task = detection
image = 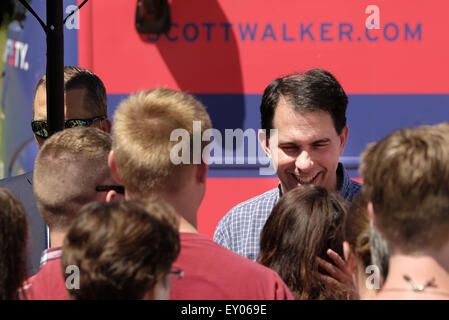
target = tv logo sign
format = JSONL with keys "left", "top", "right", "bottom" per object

{"left": 3, "top": 39, "right": 29, "bottom": 71}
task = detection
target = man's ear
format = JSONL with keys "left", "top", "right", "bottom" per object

{"left": 108, "top": 150, "right": 122, "bottom": 185}
{"left": 338, "top": 125, "right": 349, "bottom": 156}
{"left": 102, "top": 118, "right": 112, "bottom": 134}
{"left": 258, "top": 129, "right": 272, "bottom": 159}
{"left": 343, "top": 241, "right": 356, "bottom": 273}
{"left": 196, "top": 162, "right": 208, "bottom": 184}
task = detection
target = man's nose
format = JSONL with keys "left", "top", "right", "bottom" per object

{"left": 295, "top": 150, "right": 314, "bottom": 171}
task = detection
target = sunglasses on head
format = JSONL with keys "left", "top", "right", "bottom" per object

{"left": 31, "top": 116, "right": 105, "bottom": 139}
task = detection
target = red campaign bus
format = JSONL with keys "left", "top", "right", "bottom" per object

{"left": 2, "top": 0, "right": 449, "bottom": 239}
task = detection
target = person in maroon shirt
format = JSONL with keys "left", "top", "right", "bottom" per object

{"left": 21, "top": 127, "right": 118, "bottom": 300}
{"left": 109, "top": 88, "right": 294, "bottom": 299}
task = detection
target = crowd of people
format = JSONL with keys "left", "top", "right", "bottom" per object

{"left": 0, "top": 66, "right": 448, "bottom": 300}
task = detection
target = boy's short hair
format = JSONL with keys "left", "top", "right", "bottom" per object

{"left": 112, "top": 88, "right": 212, "bottom": 197}
{"left": 33, "top": 127, "right": 112, "bottom": 231}
{"left": 62, "top": 200, "right": 180, "bottom": 300}
{"left": 360, "top": 123, "right": 449, "bottom": 253}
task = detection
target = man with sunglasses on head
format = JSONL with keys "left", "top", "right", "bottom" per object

{"left": 0, "top": 66, "right": 112, "bottom": 277}
{"left": 31, "top": 66, "right": 111, "bottom": 147}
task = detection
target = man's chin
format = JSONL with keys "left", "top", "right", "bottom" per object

{"left": 282, "top": 174, "right": 326, "bottom": 193}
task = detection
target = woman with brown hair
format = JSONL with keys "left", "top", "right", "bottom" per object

{"left": 258, "top": 185, "right": 353, "bottom": 300}
{"left": 0, "top": 187, "right": 29, "bottom": 299}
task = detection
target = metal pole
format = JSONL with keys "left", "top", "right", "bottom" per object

{"left": 46, "top": 0, "right": 64, "bottom": 137}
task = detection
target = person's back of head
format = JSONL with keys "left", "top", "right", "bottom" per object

{"left": 33, "top": 127, "right": 114, "bottom": 235}
{"left": 111, "top": 88, "right": 212, "bottom": 198}
{"left": 0, "top": 188, "right": 29, "bottom": 299}
{"left": 110, "top": 88, "right": 212, "bottom": 230}
{"left": 258, "top": 185, "right": 350, "bottom": 299}
{"left": 360, "top": 122, "right": 449, "bottom": 253}
{"left": 62, "top": 200, "right": 180, "bottom": 300}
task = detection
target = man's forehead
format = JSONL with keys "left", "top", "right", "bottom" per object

{"left": 33, "top": 87, "right": 92, "bottom": 119}
{"left": 273, "top": 101, "right": 335, "bottom": 128}
{"left": 273, "top": 103, "right": 338, "bottom": 142}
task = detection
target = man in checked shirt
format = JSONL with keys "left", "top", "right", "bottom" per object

{"left": 214, "top": 69, "right": 362, "bottom": 261}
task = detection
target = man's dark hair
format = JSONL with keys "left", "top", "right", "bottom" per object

{"left": 34, "top": 66, "right": 107, "bottom": 116}
{"left": 260, "top": 69, "right": 348, "bottom": 135}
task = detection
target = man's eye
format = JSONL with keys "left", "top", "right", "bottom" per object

{"left": 282, "top": 146, "right": 298, "bottom": 150}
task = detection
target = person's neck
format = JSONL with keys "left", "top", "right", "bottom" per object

{"left": 127, "top": 187, "right": 200, "bottom": 233}
{"left": 49, "top": 230, "right": 66, "bottom": 248}
{"left": 378, "top": 245, "right": 449, "bottom": 299}
{"left": 161, "top": 192, "right": 199, "bottom": 232}
{"left": 178, "top": 216, "right": 198, "bottom": 233}
{"left": 356, "top": 266, "right": 379, "bottom": 300}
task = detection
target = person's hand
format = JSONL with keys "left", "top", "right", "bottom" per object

{"left": 314, "top": 249, "right": 359, "bottom": 299}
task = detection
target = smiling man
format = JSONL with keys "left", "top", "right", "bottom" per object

{"left": 214, "top": 69, "right": 362, "bottom": 261}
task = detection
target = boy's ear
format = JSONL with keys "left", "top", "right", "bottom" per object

{"left": 105, "top": 190, "right": 125, "bottom": 203}
{"left": 108, "top": 150, "right": 122, "bottom": 185}
{"left": 338, "top": 125, "right": 349, "bottom": 156}
{"left": 196, "top": 162, "right": 208, "bottom": 184}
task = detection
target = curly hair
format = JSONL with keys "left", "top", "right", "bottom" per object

{"left": 0, "top": 187, "right": 29, "bottom": 299}
{"left": 62, "top": 200, "right": 180, "bottom": 300}
{"left": 258, "top": 185, "right": 351, "bottom": 300}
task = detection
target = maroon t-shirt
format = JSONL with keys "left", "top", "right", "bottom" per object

{"left": 22, "top": 258, "right": 69, "bottom": 300}
{"left": 170, "top": 232, "right": 294, "bottom": 300}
